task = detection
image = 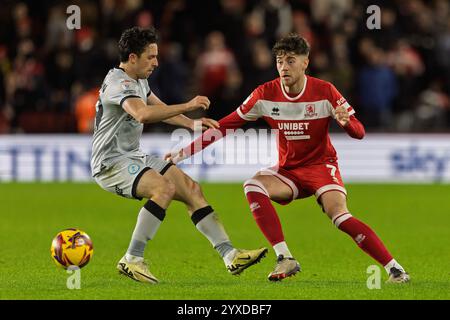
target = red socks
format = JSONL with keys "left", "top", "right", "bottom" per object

{"left": 244, "top": 178, "right": 393, "bottom": 268}
{"left": 333, "top": 213, "right": 393, "bottom": 266}
{"left": 244, "top": 179, "right": 284, "bottom": 246}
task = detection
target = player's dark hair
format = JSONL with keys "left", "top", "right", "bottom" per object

{"left": 272, "top": 33, "right": 310, "bottom": 57}
{"left": 118, "top": 26, "right": 158, "bottom": 62}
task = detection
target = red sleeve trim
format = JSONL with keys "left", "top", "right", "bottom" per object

{"left": 341, "top": 115, "right": 365, "bottom": 139}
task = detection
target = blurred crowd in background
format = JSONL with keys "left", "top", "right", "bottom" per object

{"left": 0, "top": 0, "right": 449, "bottom": 134}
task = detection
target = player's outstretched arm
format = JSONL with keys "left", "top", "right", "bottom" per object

{"left": 162, "top": 114, "right": 220, "bottom": 130}
{"left": 123, "top": 95, "right": 210, "bottom": 124}
{"left": 166, "top": 110, "right": 247, "bottom": 163}
{"left": 335, "top": 106, "right": 365, "bottom": 139}
{"left": 147, "top": 92, "right": 219, "bottom": 130}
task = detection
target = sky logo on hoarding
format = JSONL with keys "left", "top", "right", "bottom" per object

{"left": 391, "top": 146, "right": 450, "bottom": 182}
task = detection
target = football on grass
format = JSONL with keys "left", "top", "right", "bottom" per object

{"left": 51, "top": 228, "right": 93, "bottom": 269}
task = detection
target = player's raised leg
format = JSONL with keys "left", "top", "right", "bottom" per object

{"left": 118, "top": 169, "right": 176, "bottom": 284}
{"left": 244, "top": 173, "right": 300, "bottom": 281}
{"left": 320, "top": 190, "right": 409, "bottom": 283}
{"left": 163, "top": 165, "right": 268, "bottom": 275}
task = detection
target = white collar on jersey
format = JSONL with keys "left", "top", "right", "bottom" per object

{"left": 280, "top": 75, "right": 307, "bottom": 101}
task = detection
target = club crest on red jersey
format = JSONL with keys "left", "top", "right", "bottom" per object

{"left": 304, "top": 104, "right": 317, "bottom": 118}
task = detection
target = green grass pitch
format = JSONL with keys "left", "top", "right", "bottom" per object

{"left": 1, "top": 183, "right": 449, "bottom": 300}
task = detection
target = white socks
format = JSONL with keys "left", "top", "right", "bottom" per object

{"left": 126, "top": 201, "right": 166, "bottom": 259}
{"left": 193, "top": 210, "right": 230, "bottom": 248}
{"left": 223, "top": 248, "right": 238, "bottom": 266}
{"left": 125, "top": 253, "right": 144, "bottom": 263}
{"left": 384, "top": 259, "right": 405, "bottom": 275}
{"left": 273, "top": 241, "right": 293, "bottom": 258}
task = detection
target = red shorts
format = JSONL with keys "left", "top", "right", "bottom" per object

{"left": 260, "top": 162, "right": 347, "bottom": 205}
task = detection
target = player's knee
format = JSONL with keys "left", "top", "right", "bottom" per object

{"left": 191, "top": 180, "right": 202, "bottom": 195}
{"left": 165, "top": 181, "right": 177, "bottom": 199}
{"left": 154, "top": 179, "right": 176, "bottom": 201}
{"left": 188, "top": 179, "right": 205, "bottom": 202}
{"left": 243, "top": 178, "right": 255, "bottom": 188}
{"left": 320, "top": 191, "right": 348, "bottom": 218}
{"left": 323, "top": 202, "right": 348, "bottom": 218}
{"left": 243, "top": 178, "right": 269, "bottom": 196}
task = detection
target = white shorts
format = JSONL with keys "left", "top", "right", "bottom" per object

{"left": 94, "top": 155, "right": 173, "bottom": 200}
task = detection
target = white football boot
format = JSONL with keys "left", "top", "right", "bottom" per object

{"left": 386, "top": 267, "right": 410, "bottom": 283}
{"left": 117, "top": 256, "right": 159, "bottom": 284}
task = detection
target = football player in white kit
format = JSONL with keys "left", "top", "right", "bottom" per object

{"left": 91, "top": 27, "right": 267, "bottom": 284}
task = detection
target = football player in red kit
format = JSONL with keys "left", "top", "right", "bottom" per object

{"left": 168, "top": 34, "right": 409, "bottom": 283}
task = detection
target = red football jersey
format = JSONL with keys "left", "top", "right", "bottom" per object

{"left": 183, "top": 75, "right": 364, "bottom": 168}
{"left": 237, "top": 75, "right": 355, "bottom": 168}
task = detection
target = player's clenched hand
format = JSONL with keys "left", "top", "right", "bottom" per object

{"left": 185, "top": 95, "right": 210, "bottom": 111}
{"left": 335, "top": 106, "right": 350, "bottom": 127}
{"left": 190, "top": 117, "right": 220, "bottom": 131}
{"left": 164, "top": 149, "right": 187, "bottom": 164}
